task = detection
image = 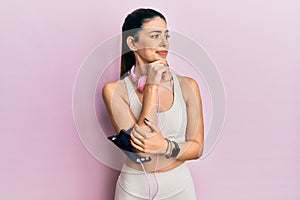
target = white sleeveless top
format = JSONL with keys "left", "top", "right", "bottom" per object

{"left": 124, "top": 71, "right": 187, "bottom": 142}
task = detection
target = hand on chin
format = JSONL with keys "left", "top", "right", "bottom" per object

{"left": 161, "top": 70, "right": 172, "bottom": 82}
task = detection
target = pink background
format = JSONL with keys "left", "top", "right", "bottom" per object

{"left": 1, "top": 0, "right": 299, "bottom": 199}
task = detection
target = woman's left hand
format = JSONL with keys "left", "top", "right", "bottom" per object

{"left": 130, "top": 119, "right": 168, "bottom": 154}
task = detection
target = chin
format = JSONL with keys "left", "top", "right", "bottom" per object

{"left": 141, "top": 54, "right": 166, "bottom": 63}
{"left": 153, "top": 55, "right": 167, "bottom": 61}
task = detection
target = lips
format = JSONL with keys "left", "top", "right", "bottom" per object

{"left": 155, "top": 50, "right": 168, "bottom": 55}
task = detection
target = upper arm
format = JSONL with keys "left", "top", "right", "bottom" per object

{"left": 181, "top": 76, "right": 204, "bottom": 147}
{"left": 102, "top": 82, "right": 137, "bottom": 133}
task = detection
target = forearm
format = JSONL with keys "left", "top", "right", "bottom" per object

{"left": 137, "top": 84, "right": 159, "bottom": 127}
{"left": 169, "top": 140, "right": 204, "bottom": 161}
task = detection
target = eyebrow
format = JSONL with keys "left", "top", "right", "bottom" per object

{"left": 148, "top": 30, "right": 169, "bottom": 34}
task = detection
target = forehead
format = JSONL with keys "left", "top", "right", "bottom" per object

{"left": 141, "top": 17, "right": 168, "bottom": 32}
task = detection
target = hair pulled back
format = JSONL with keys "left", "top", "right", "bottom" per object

{"left": 120, "top": 8, "right": 167, "bottom": 78}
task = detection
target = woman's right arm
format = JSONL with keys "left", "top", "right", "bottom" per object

{"left": 102, "top": 81, "right": 136, "bottom": 133}
{"left": 102, "top": 79, "right": 168, "bottom": 155}
{"left": 136, "top": 60, "right": 169, "bottom": 128}
{"left": 102, "top": 61, "right": 169, "bottom": 156}
{"left": 102, "top": 60, "right": 168, "bottom": 133}
{"left": 102, "top": 80, "right": 163, "bottom": 135}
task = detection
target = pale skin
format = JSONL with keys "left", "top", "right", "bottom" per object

{"left": 102, "top": 17, "right": 204, "bottom": 172}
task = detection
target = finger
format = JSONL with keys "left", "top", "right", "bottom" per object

{"left": 131, "top": 130, "right": 145, "bottom": 143}
{"left": 158, "top": 59, "right": 168, "bottom": 66}
{"left": 150, "top": 61, "right": 168, "bottom": 69}
{"left": 156, "top": 66, "right": 169, "bottom": 74}
{"left": 143, "top": 118, "right": 159, "bottom": 132}
{"left": 149, "top": 64, "right": 166, "bottom": 72}
{"left": 148, "top": 65, "right": 168, "bottom": 78}
{"left": 153, "top": 59, "right": 169, "bottom": 66}
{"left": 162, "top": 71, "right": 172, "bottom": 82}
{"left": 151, "top": 62, "right": 168, "bottom": 69}
{"left": 131, "top": 133, "right": 144, "bottom": 147}
{"left": 162, "top": 68, "right": 171, "bottom": 76}
{"left": 130, "top": 139, "right": 145, "bottom": 153}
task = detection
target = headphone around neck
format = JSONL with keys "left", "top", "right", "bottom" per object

{"left": 129, "top": 65, "right": 147, "bottom": 92}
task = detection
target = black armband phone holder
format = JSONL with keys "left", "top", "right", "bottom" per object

{"left": 107, "top": 129, "right": 152, "bottom": 164}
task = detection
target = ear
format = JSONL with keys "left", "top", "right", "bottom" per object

{"left": 126, "top": 36, "right": 138, "bottom": 51}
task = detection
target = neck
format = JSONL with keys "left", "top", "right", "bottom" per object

{"left": 134, "top": 58, "right": 148, "bottom": 77}
{"left": 134, "top": 65, "right": 147, "bottom": 77}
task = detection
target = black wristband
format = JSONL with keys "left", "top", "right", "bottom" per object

{"left": 165, "top": 141, "right": 180, "bottom": 158}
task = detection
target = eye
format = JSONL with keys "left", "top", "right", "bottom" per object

{"left": 151, "top": 34, "right": 159, "bottom": 39}
{"left": 165, "top": 35, "right": 171, "bottom": 39}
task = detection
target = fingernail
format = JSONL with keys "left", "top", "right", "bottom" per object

{"left": 144, "top": 118, "right": 149, "bottom": 122}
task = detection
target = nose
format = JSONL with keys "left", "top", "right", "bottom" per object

{"left": 160, "top": 35, "right": 169, "bottom": 48}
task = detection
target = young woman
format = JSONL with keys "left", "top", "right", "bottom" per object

{"left": 102, "top": 8, "right": 204, "bottom": 200}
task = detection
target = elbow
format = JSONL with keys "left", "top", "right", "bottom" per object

{"left": 195, "top": 143, "right": 204, "bottom": 159}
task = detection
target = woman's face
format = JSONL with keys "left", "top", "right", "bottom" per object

{"left": 133, "top": 17, "right": 170, "bottom": 64}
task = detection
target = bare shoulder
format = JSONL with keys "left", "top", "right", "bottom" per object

{"left": 177, "top": 75, "right": 199, "bottom": 87}
{"left": 102, "top": 79, "right": 127, "bottom": 102}
{"left": 176, "top": 75, "right": 201, "bottom": 102}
